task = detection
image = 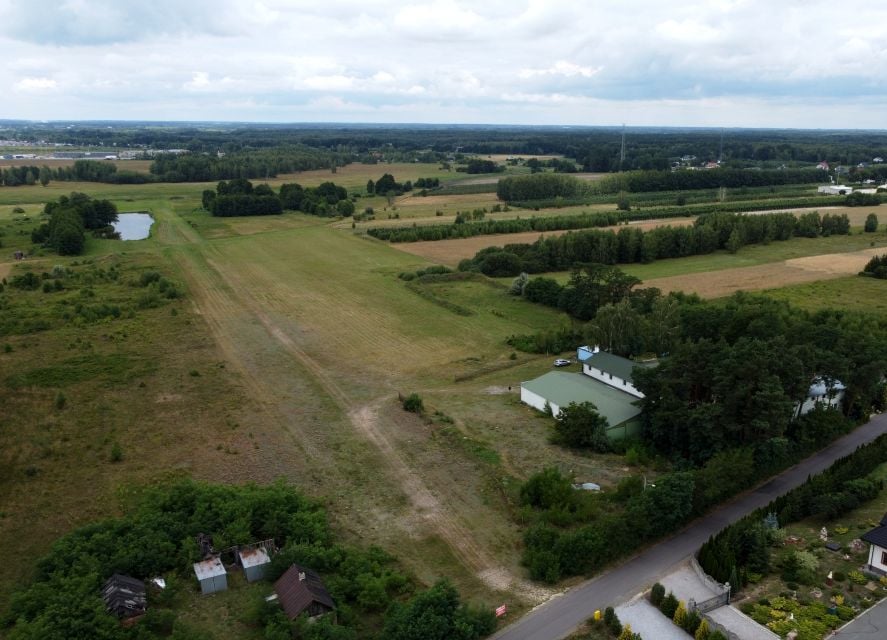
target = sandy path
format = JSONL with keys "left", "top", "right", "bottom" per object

{"left": 645, "top": 247, "right": 882, "bottom": 298}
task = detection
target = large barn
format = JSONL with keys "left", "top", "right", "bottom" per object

{"left": 520, "top": 347, "right": 654, "bottom": 439}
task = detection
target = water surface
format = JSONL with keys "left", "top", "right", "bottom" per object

{"left": 112, "top": 212, "right": 154, "bottom": 240}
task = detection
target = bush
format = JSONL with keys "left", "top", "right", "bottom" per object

{"left": 650, "top": 582, "right": 665, "bottom": 607}
{"left": 660, "top": 591, "right": 679, "bottom": 618}
{"left": 110, "top": 442, "right": 123, "bottom": 462}
{"left": 402, "top": 393, "right": 424, "bottom": 414}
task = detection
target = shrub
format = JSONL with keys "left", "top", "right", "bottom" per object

{"left": 650, "top": 582, "right": 666, "bottom": 607}
{"left": 660, "top": 591, "right": 679, "bottom": 618}
{"left": 832, "top": 571, "right": 845, "bottom": 582}
{"left": 54, "top": 392, "right": 66, "bottom": 410}
{"left": 848, "top": 570, "right": 868, "bottom": 585}
{"left": 402, "top": 393, "right": 424, "bottom": 414}
{"left": 110, "top": 442, "right": 123, "bottom": 462}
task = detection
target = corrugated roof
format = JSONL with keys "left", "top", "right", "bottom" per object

{"left": 193, "top": 557, "right": 226, "bottom": 581}
{"left": 582, "top": 351, "right": 656, "bottom": 383}
{"left": 275, "top": 564, "right": 335, "bottom": 620}
{"left": 239, "top": 548, "right": 270, "bottom": 569}
{"left": 522, "top": 371, "right": 642, "bottom": 427}
{"left": 862, "top": 525, "right": 887, "bottom": 549}
{"left": 102, "top": 574, "right": 147, "bottom": 618}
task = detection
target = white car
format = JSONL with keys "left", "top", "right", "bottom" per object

{"left": 553, "top": 359, "right": 571, "bottom": 367}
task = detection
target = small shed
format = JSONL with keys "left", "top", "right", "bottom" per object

{"left": 239, "top": 547, "right": 271, "bottom": 583}
{"left": 102, "top": 574, "right": 147, "bottom": 619}
{"left": 193, "top": 556, "right": 227, "bottom": 595}
{"left": 274, "top": 564, "right": 335, "bottom": 620}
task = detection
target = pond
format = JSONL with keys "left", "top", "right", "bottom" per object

{"left": 112, "top": 212, "right": 154, "bottom": 240}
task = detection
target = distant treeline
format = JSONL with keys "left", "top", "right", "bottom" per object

{"left": 30, "top": 192, "right": 119, "bottom": 255}
{"left": 497, "top": 168, "right": 826, "bottom": 202}
{"left": 367, "top": 212, "right": 628, "bottom": 242}
{"left": 10, "top": 123, "right": 887, "bottom": 172}
{"left": 202, "top": 178, "right": 355, "bottom": 217}
{"left": 459, "top": 211, "right": 850, "bottom": 277}
{"left": 150, "top": 146, "right": 350, "bottom": 182}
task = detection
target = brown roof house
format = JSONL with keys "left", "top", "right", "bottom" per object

{"left": 274, "top": 564, "right": 335, "bottom": 620}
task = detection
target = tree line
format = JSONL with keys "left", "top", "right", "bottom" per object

{"left": 30, "top": 192, "right": 119, "bottom": 255}
{"left": 2, "top": 480, "right": 495, "bottom": 640}
{"left": 497, "top": 168, "right": 826, "bottom": 202}
{"left": 862, "top": 253, "right": 887, "bottom": 279}
{"left": 460, "top": 211, "right": 850, "bottom": 277}
{"left": 368, "top": 211, "right": 627, "bottom": 242}
{"left": 202, "top": 178, "right": 356, "bottom": 217}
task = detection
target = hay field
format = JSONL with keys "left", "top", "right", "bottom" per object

{"left": 643, "top": 246, "right": 884, "bottom": 298}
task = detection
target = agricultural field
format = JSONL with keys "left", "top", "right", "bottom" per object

{"left": 0, "top": 158, "right": 153, "bottom": 173}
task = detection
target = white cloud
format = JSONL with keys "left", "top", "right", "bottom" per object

{"left": 13, "top": 76, "right": 57, "bottom": 92}
{"left": 184, "top": 72, "right": 211, "bottom": 91}
{"left": 1, "top": 1, "right": 887, "bottom": 126}
{"left": 655, "top": 19, "right": 721, "bottom": 43}
{"left": 519, "top": 61, "right": 601, "bottom": 79}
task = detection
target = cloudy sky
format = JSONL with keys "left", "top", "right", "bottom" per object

{"left": 2, "top": 0, "right": 887, "bottom": 128}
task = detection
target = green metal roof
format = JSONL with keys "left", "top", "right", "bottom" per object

{"left": 522, "top": 371, "right": 642, "bottom": 427}
{"left": 583, "top": 351, "right": 656, "bottom": 383}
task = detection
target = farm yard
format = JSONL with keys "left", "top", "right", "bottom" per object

{"left": 2, "top": 152, "right": 887, "bottom": 639}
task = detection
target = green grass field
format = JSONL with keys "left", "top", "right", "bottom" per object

{"left": 762, "top": 276, "right": 887, "bottom": 317}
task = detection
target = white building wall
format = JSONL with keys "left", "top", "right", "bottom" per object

{"left": 869, "top": 544, "right": 887, "bottom": 574}
{"left": 582, "top": 364, "right": 645, "bottom": 398}
{"left": 797, "top": 391, "right": 845, "bottom": 417}
{"left": 520, "top": 386, "right": 560, "bottom": 416}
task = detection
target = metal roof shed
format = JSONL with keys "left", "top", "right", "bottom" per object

{"left": 239, "top": 547, "right": 271, "bottom": 583}
{"left": 193, "top": 556, "right": 227, "bottom": 595}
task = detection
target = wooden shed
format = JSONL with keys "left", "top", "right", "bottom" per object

{"left": 274, "top": 564, "right": 335, "bottom": 620}
{"left": 102, "top": 574, "right": 147, "bottom": 619}
{"left": 193, "top": 556, "right": 227, "bottom": 595}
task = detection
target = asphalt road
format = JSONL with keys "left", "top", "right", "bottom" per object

{"left": 492, "top": 412, "right": 887, "bottom": 640}
{"left": 833, "top": 596, "right": 887, "bottom": 638}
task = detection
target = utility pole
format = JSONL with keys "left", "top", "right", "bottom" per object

{"left": 620, "top": 124, "right": 626, "bottom": 172}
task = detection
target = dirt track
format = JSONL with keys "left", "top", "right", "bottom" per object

{"left": 161, "top": 208, "right": 546, "bottom": 603}
{"left": 645, "top": 246, "right": 882, "bottom": 298}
